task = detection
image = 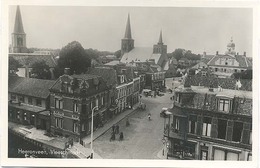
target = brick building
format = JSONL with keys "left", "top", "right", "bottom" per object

{"left": 8, "top": 76, "right": 55, "bottom": 131}
{"left": 49, "top": 69, "right": 110, "bottom": 141}
{"left": 164, "top": 75, "right": 252, "bottom": 160}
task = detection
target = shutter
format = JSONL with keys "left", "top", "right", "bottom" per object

{"left": 197, "top": 115, "right": 203, "bottom": 136}
{"left": 226, "top": 120, "right": 233, "bottom": 141}
{"left": 241, "top": 123, "right": 250, "bottom": 144}
{"left": 211, "top": 117, "right": 218, "bottom": 138}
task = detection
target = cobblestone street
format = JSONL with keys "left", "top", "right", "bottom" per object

{"left": 93, "top": 86, "right": 174, "bottom": 159}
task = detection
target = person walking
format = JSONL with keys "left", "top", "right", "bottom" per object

{"left": 119, "top": 132, "right": 124, "bottom": 141}
{"left": 116, "top": 125, "right": 119, "bottom": 134}
{"left": 112, "top": 125, "right": 115, "bottom": 133}
{"left": 148, "top": 113, "right": 151, "bottom": 121}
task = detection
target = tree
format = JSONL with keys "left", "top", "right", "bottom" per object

{"left": 56, "top": 41, "right": 91, "bottom": 77}
{"left": 31, "top": 61, "right": 51, "bottom": 79}
{"left": 232, "top": 69, "right": 252, "bottom": 80}
{"left": 172, "top": 48, "right": 185, "bottom": 61}
{"left": 9, "top": 57, "right": 21, "bottom": 75}
{"left": 114, "top": 50, "right": 121, "bottom": 58}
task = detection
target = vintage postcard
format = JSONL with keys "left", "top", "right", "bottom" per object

{"left": 1, "top": 0, "right": 259, "bottom": 167}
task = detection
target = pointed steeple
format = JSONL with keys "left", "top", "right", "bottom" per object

{"left": 124, "top": 14, "right": 132, "bottom": 39}
{"left": 13, "top": 6, "right": 25, "bottom": 34}
{"left": 158, "top": 30, "right": 163, "bottom": 44}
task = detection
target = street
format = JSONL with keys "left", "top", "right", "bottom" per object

{"left": 93, "top": 79, "right": 175, "bottom": 159}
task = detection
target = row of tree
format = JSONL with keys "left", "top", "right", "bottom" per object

{"left": 167, "top": 48, "right": 201, "bottom": 61}
{"left": 9, "top": 41, "right": 117, "bottom": 79}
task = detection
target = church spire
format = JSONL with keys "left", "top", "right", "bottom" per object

{"left": 124, "top": 14, "right": 132, "bottom": 39}
{"left": 13, "top": 6, "right": 25, "bottom": 34}
{"left": 158, "top": 30, "right": 163, "bottom": 44}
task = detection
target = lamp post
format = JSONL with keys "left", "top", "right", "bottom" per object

{"left": 90, "top": 106, "right": 98, "bottom": 159}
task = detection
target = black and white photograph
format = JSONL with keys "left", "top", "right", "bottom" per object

{"left": 1, "top": 1, "right": 259, "bottom": 167}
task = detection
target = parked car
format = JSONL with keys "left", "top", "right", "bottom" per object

{"left": 160, "top": 108, "right": 168, "bottom": 117}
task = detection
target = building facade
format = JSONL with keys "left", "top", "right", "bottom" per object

{"left": 164, "top": 75, "right": 252, "bottom": 161}
{"left": 49, "top": 70, "right": 110, "bottom": 141}
{"left": 8, "top": 76, "right": 55, "bottom": 131}
{"left": 207, "top": 38, "right": 252, "bottom": 78}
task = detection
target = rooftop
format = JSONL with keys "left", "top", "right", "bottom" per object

{"left": 9, "top": 54, "right": 57, "bottom": 68}
{"left": 9, "top": 76, "right": 55, "bottom": 98}
{"left": 121, "top": 47, "right": 161, "bottom": 64}
{"left": 176, "top": 86, "right": 252, "bottom": 99}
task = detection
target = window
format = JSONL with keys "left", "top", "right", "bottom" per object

{"left": 55, "top": 117, "right": 63, "bottom": 128}
{"left": 36, "top": 99, "right": 42, "bottom": 107}
{"left": 101, "top": 96, "right": 104, "bottom": 106}
{"left": 24, "top": 113, "right": 27, "bottom": 121}
{"left": 174, "top": 117, "right": 180, "bottom": 131}
{"left": 232, "top": 122, "right": 243, "bottom": 142}
{"left": 28, "top": 97, "right": 33, "bottom": 105}
{"left": 218, "top": 119, "right": 227, "bottom": 139}
{"left": 55, "top": 98, "right": 63, "bottom": 109}
{"left": 202, "top": 117, "right": 212, "bottom": 137}
{"left": 19, "top": 96, "right": 24, "bottom": 103}
{"left": 81, "top": 123, "right": 85, "bottom": 131}
{"left": 11, "top": 94, "right": 16, "bottom": 100}
{"left": 215, "top": 68, "right": 218, "bottom": 72}
{"left": 120, "top": 76, "right": 124, "bottom": 83}
{"left": 175, "top": 93, "right": 180, "bottom": 103}
{"left": 188, "top": 115, "right": 197, "bottom": 134}
{"left": 17, "top": 111, "right": 20, "bottom": 119}
{"left": 96, "top": 98, "right": 99, "bottom": 108}
{"left": 214, "top": 148, "right": 239, "bottom": 160}
{"left": 73, "top": 102, "right": 79, "bottom": 112}
{"left": 73, "top": 122, "right": 79, "bottom": 133}
{"left": 249, "top": 131, "right": 252, "bottom": 145}
{"left": 218, "top": 99, "right": 230, "bottom": 112}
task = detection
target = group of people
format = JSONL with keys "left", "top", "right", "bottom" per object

{"left": 110, "top": 124, "right": 124, "bottom": 141}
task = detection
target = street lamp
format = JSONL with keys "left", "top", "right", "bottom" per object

{"left": 90, "top": 106, "right": 98, "bottom": 159}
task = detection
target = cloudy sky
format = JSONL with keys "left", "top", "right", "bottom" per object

{"left": 9, "top": 6, "right": 253, "bottom": 56}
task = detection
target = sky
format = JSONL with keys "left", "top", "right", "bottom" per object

{"left": 9, "top": 6, "right": 253, "bottom": 56}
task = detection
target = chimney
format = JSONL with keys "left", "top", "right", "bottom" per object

{"left": 216, "top": 51, "right": 218, "bottom": 55}
{"left": 244, "top": 52, "right": 246, "bottom": 57}
{"left": 64, "top": 68, "right": 71, "bottom": 75}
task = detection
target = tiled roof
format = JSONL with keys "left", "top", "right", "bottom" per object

{"left": 50, "top": 74, "right": 108, "bottom": 96}
{"left": 184, "top": 74, "right": 252, "bottom": 91}
{"left": 120, "top": 47, "right": 161, "bottom": 64}
{"left": 9, "top": 54, "right": 57, "bottom": 68}
{"left": 207, "top": 54, "right": 251, "bottom": 68}
{"left": 9, "top": 76, "right": 55, "bottom": 98}
{"left": 88, "top": 67, "right": 118, "bottom": 87}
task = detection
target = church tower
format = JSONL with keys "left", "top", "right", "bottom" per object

{"left": 153, "top": 30, "right": 167, "bottom": 55}
{"left": 11, "top": 6, "right": 28, "bottom": 53}
{"left": 225, "top": 37, "right": 236, "bottom": 56}
{"left": 121, "top": 14, "right": 134, "bottom": 56}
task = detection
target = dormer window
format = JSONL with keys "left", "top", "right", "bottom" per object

{"left": 120, "top": 75, "right": 124, "bottom": 83}
{"left": 218, "top": 99, "right": 230, "bottom": 112}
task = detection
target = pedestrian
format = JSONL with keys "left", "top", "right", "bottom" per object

{"left": 126, "top": 118, "right": 130, "bottom": 127}
{"left": 119, "top": 132, "right": 124, "bottom": 141}
{"left": 112, "top": 124, "right": 115, "bottom": 133}
{"left": 116, "top": 125, "right": 119, "bottom": 134}
{"left": 110, "top": 132, "right": 115, "bottom": 141}
{"left": 148, "top": 113, "right": 151, "bottom": 121}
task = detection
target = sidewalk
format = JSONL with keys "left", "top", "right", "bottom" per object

{"left": 81, "top": 104, "right": 139, "bottom": 145}
{"left": 8, "top": 122, "right": 67, "bottom": 150}
{"left": 68, "top": 142, "right": 102, "bottom": 159}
